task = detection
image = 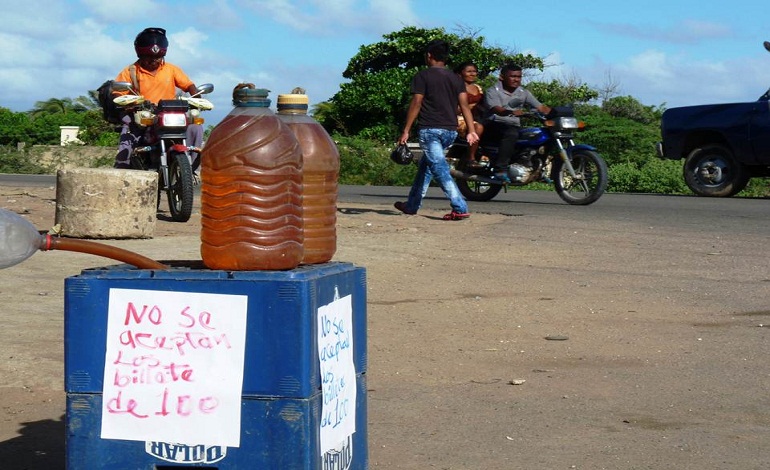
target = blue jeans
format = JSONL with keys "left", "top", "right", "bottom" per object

{"left": 404, "top": 128, "right": 468, "bottom": 214}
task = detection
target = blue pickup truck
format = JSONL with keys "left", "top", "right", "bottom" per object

{"left": 656, "top": 89, "right": 770, "bottom": 196}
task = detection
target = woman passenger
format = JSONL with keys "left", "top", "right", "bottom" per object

{"left": 455, "top": 62, "right": 485, "bottom": 164}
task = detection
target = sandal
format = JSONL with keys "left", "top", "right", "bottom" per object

{"left": 442, "top": 211, "right": 470, "bottom": 221}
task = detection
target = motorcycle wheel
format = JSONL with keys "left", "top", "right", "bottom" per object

{"left": 552, "top": 149, "right": 608, "bottom": 205}
{"left": 456, "top": 178, "right": 503, "bottom": 202}
{"left": 166, "top": 151, "right": 194, "bottom": 222}
{"left": 683, "top": 145, "right": 749, "bottom": 197}
{"left": 129, "top": 155, "right": 149, "bottom": 171}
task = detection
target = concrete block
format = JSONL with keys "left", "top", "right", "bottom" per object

{"left": 55, "top": 168, "right": 158, "bottom": 239}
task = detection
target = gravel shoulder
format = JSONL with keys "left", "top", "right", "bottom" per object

{"left": 1, "top": 183, "right": 769, "bottom": 469}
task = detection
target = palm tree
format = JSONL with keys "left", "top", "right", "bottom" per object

{"left": 84, "top": 90, "right": 100, "bottom": 109}
{"left": 28, "top": 97, "right": 92, "bottom": 119}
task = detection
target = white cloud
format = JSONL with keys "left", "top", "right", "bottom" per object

{"left": 679, "top": 19, "right": 732, "bottom": 39}
{"left": 557, "top": 48, "right": 769, "bottom": 109}
{"left": 2, "top": 0, "right": 67, "bottom": 37}
{"left": 248, "top": 0, "right": 308, "bottom": 31}
{"left": 80, "top": 0, "right": 165, "bottom": 22}
{"left": 0, "top": 69, "right": 45, "bottom": 98}
{"left": 0, "top": 33, "right": 55, "bottom": 67}
{"left": 244, "top": 0, "right": 417, "bottom": 35}
{"left": 590, "top": 18, "right": 733, "bottom": 44}
{"left": 624, "top": 50, "right": 678, "bottom": 83}
{"left": 56, "top": 19, "right": 128, "bottom": 69}
{"left": 369, "top": 0, "right": 419, "bottom": 31}
{"left": 193, "top": 0, "right": 245, "bottom": 29}
{"left": 170, "top": 27, "right": 209, "bottom": 59}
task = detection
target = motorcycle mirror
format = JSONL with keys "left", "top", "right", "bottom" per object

{"left": 193, "top": 83, "right": 214, "bottom": 97}
{"left": 111, "top": 81, "right": 134, "bottom": 92}
{"left": 764, "top": 41, "right": 770, "bottom": 52}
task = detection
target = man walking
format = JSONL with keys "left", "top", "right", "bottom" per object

{"left": 394, "top": 39, "right": 479, "bottom": 221}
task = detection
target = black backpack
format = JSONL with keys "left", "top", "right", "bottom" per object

{"left": 97, "top": 65, "right": 139, "bottom": 124}
{"left": 97, "top": 80, "right": 121, "bottom": 124}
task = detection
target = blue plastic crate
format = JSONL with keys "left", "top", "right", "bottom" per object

{"left": 64, "top": 262, "right": 367, "bottom": 398}
{"left": 66, "top": 374, "right": 368, "bottom": 469}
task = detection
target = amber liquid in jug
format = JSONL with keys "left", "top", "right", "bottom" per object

{"left": 200, "top": 87, "right": 303, "bottom": 270}
{"left": 277, "top": 93, "right": 339, "bottom": 264}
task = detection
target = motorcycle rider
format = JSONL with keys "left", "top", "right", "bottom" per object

{"left": 113, "top": 27, "right": 203, "bottom": 172}
{"left": 483, "top": 63, "right": 551, "bottom": 182}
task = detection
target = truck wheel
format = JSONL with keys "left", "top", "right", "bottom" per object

{"left": 683, "top": 145, "right": 749, "bottom": 197}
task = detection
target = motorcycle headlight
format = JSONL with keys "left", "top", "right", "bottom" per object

{"left": 557, "top": 117, "right": 580, "bottom": 129}
{"left": 161, "top": 113, "right": 187, "bottom": 127}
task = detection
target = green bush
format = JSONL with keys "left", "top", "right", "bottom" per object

{"left": 0, "top": 146, "right": 46, "bottom": 174}
{"left": 575, "top": 105, "right": 660, "bottom": 168}
{"left": 608, "top": 159, "right": 689, "bottom": 194}
{"left": 90, "top": 154, "right": 116, "bottom": 168}
{"left": 336, "top": 134, "right": 415, "bottom": 186}
{"left": 636, "top": 159, "right": 690, "bottom": 194}
{"left": 738, "top": 178, "right": 770, "bottom": 198}
{"left": 76, "top": 111, "right": 119, "bottom": 146}
{"left": 606, "top": 162, "right": 640, "bottom": 193}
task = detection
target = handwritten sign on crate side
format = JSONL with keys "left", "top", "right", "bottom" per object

{"left": 317, "top": 291, "right": 356, "bottom": 453}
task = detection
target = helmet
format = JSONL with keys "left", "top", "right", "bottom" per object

{"left": 134, "top": 27, "right": 168, "bottom": 58}
{"left": 390, "top": 143, "right": 414, "bottom": 165}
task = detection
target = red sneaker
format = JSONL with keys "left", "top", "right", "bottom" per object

{"left": 442, "top": 211, "right": 470, "bottom": 221}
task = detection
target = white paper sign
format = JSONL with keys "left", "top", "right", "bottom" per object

{"left": 318, "top": 292, "right": 356, "bottom": 453}
{"left": 100, "top": 288, "right": 248, "bottom": 447}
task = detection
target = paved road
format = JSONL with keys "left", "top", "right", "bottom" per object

{"left": 2, "top": 173, "right": 767, "bottom": 236}
{"left": 353, "top": 185, "right": 770, "bottom": 238}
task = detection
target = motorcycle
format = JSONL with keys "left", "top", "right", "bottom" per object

{"left": 444, "top": 106, "right": 608, "bottom": 205}
{"left": 111, "top": 82, "right": 215, "bottom": 222}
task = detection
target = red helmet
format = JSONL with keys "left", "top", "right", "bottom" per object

{"left": 134, "top": 27, "right": 168, "bottom": 58}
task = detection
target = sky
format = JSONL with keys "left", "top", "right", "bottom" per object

{"left": 2, "top": 0, "right": 769, "bottom": 127}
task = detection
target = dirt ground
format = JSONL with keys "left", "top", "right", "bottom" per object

{"left": 1, "top": 183, "right": 769, "bottom": 469}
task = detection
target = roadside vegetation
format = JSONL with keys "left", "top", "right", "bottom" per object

{"left": 1, "top": 26, "right": 768, "bottom": 197}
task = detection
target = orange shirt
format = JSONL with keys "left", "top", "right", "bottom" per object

{"left": 115, "top": 62, "right": 194, "bottom": 104}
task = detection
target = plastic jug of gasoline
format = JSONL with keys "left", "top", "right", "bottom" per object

{"left": 200, "top": 85, "right": 303, "bottom": 270}
{"left": 277, "top": 91, "right": 340, "bottom": 264}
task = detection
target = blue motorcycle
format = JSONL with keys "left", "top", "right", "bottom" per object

{"left": 446, "top": 106, "right": 608, "bottom": 205}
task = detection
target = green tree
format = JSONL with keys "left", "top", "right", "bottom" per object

{"left": 77, "top": 109, "right": 119, "bottom": 146}
{"left": 323, "top": 26, "right": 546, "bottom": 141}
{"left": 526, "top": 79, "right": 599, "bottom": 107}
{"left": 0, "top": 107, "right": 33, "bottom": 146}
{"left": 28, "top": 112, "right": 90, "bottom": 145}
{"left": 601, "top": 95, "right": 664, "bottom": 125}
{"left": 311, "top": 101, "right": 347, "bottom": 135}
